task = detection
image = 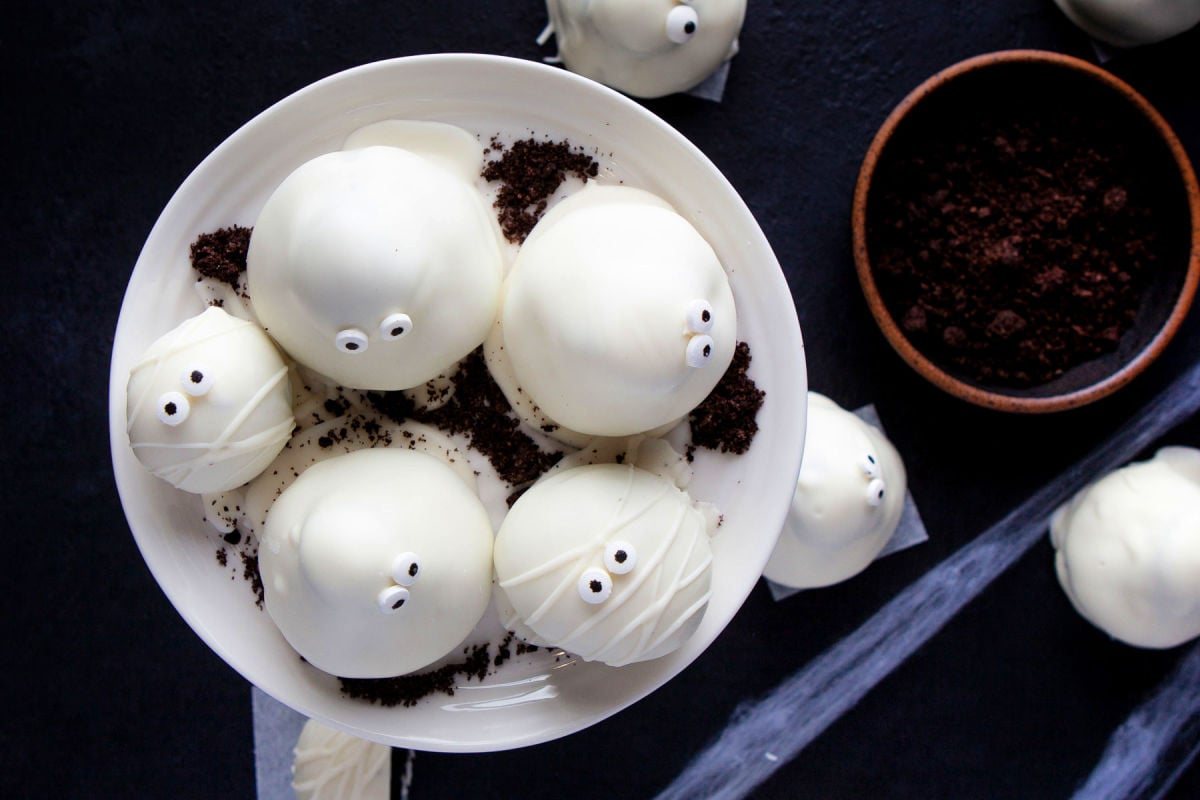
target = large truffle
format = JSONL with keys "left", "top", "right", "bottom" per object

{"left": 259, "top": 448, "right": 494, "bottom": 678}
{"left": 490, "top": 185, "right": 736, "bottom": 439}
{"left": 247, "top": 127, "right": 502, "bottom": 391}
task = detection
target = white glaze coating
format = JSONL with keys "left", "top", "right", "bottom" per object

{"left": 247, "top": 134, "right": 502, "bottom": 391}
{"left": 259, "top": 448, "right": 494, "bottom": 677}
{"left": 292, "top": 719, "right": 390, "bottom": 800}
{"left": 126, "top": 306, "right": 294, "bottom": 494}
{"left": 545, "top": 0, "right": 747, "bottom": 98}
{"left": 495, "top": 184, "right": 736, "bottom": 437}
{"left": 1050, "top": 446, "right": 1200, "bottom": 649}
{"left": 762, "top": 393, "right": 906, "bottom": 589}
{"left": 494, "top": 463, "right": 714, "bottom": 666}
{"left": 1053, "top": 0, "right": 1200, "bottom": 47}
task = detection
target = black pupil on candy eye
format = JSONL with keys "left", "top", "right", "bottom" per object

{"left": 345, "top": 342, "right": 359, "bottom": 351}
{"left": 392, "top": 597, "right": 406, "bottom": 609}
{"left": 614, "top": 550, "right": 627, "bottom": 564}
{"left": 589, "top": 579, "right": 603, "bottom": 593}
{"left": 391, "top": 326, "right": 405, "bottom": 336}
{"left": 408, "top": 563, "right": 418, "bottom": 577}
{"left": 868, "top": 455, "right": 876, "bottom": 464}
{"left": 701, "top": 309, "right": 711, "bottom": 323}
{"left": 703, "top": 344, "right": 712, "bottom": 357}
{"left": 164, "top": 402, "right": 177, "bottom": 415}
{"left": 684, "top": 21, "right": 696, "bottom": 34}
{"left": 189, "top": 370, "right": 204, "bottom": 384}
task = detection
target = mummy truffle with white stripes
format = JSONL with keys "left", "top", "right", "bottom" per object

{"left": 489, "top": 184, "right": 735, "bottom": 438}
{"left": 1050, "top": 446, "right": 1200, "bottom": 649}
{"left": 247, "top": 121, "right": 503, "bottom": 391}
{"left": 125, "top": 306, "right": 294, "bottom": 494}
{"left": 258, "top": 448, "right": 494, "bottom": 678}
{"left": 541, "top": 0, "right": 747, "bottom": 98}
{"left": 494, "top": 462, "right": 715, "bottom": 666}
{"left": 762, "top": 393, "right": 906, "bottom": 589}
{"left": 292, "top": 719, "right": 390, "bottom": 800}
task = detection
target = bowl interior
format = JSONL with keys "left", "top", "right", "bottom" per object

{"left": 109, "top": 54, "right": 806, "bottom": 751}
{"left": 857, "top": 54, "right": 1197, "bottom": 410}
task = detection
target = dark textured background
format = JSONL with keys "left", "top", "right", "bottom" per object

{"left": 4, "top": 1, "right": 1199, "bottom": 797}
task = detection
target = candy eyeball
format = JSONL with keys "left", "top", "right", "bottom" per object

{"left": 335, "top": 328, "right": 369, "bottom": 354}
{"left": 666, "top": 4, "right": 700, "bottom": 43}
{"left": 686, "top": 334, "right": 715, "bottom": 368}
{"left": 604, "top": 540, "right": 638, "bottom": 574}
{"left": 377, "top": 585, "right": 411, "bottom": 614}
{"left": 866, "top": 478, "right": 887, "bottom": 507}
{"left": 578, "top": 567, "right": 613, "bottom": 604}
{"left": 391, "top": 552, "right": 421, "bottom": 586}
{"left": 380, "top": 312, "right": 413, "bottom": 341}
{"left": 180, "top": 364, "right": 214, "bottom": 396}
{"left": 156, "top": 391, "right": 190, "bottom": 426}
{"left": 862, "top": 453, "right": 880, "bottom": 479}
{"left": 686, "top": 299, "right": 714, "bottom": 333}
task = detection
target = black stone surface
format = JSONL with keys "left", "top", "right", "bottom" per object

{"left": 4, "top": 1, "right": 1199, "bottom": 797}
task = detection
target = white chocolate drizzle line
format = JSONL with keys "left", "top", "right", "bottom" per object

{"left": 656, "top": 357, "right": 1200, "bottom": 800}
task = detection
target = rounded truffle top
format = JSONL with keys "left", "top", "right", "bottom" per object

{"left": 258, "top": 448, "right": 494, "bottom": 678}
{"left": 125, "top": 306, "right": 294, "bottom": 494}
{"left": 498, "top": 185, "right": 736, "bottom": 437}
{"left": 247, "top": 144, "right": 502, "bottom": 391}
{"left": 1051, "top": 446, "right": 1200, "bottom": 649}
{"left": 763, "top": 393, "right": 907, "bottom": 589}
{"left": 1053, "top": 0, "right": 1200, "bottom": 48}
{"left": 546, "top": 0, "right": 747, "bottom": 98}
{"left": 494, "top": 462, "right": 714, "bottom": 666}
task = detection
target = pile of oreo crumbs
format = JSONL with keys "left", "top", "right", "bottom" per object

{"left": 190, "top": 224, "right": 251, "bottom": 290}
{"left": 482, "top": 137, "right": 599, "bottom": 243}
{"left": 688, "top": 342, "right": 765, "bottom": 459}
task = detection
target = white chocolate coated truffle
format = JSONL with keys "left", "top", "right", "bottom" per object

{"left": 247, "top": 138, "right": 502, "bottom": 391}
{"left": 259, "top": 448, "right": 494, "bottom": 678}
{"left": 1053, "top": 0, "right": 1200, "bottom": 47}
{"left": 763, "top": 393, "right": 906, "bottom": 589}
{"left": 292, "top": 719, "right": 390, "bottom": 800}
{"left": 126, "top": 306, "right": 294, "bottom": 494}
{"left": 496, "top": 185, "right": 735, "bottom": 437}
{"left": 545, "top": 0, "right": 747, "bottom": 98}
{"left": 494, "top": 463, "right": 714, "bottom": 666}
{"left": 1051, "top": 447, "right": 1200, "bottom": 649}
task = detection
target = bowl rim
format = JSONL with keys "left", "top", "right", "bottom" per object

{"left": 851, "top": 49, "right": 1200, "bottom": 413}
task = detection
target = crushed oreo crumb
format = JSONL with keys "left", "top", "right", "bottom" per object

{"left": 482, "top": 138, "right": 599, "bottom": 243}
{"left": 190, "top": 225, "right": 252, "bottom": 289}
{"left": 368, "top": 348, "right": 560, "bottom": 486}
{"left": 689, "top": 342, "right": 765, "bottom": 456}
{"left": 339, "top": 642, "right": 492, "bottom": 707}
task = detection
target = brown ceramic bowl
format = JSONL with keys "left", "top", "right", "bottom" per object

{"left": 853, "top": 50, "right": 1200, "bottom": 412}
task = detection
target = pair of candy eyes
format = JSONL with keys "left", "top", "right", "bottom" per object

{"left": 666, "top": 5, "right": 700, "bottom": 44}
{"left": 156, "top": 364, "right": 215, "bottom": 426}
{"left": 377, "top": 552, "right": 421, "bottom": 614}
{"left": 861, "top": 454, "right": 887, "bottom": 507}
{"left": 335, "top": 313, "right": 413, "bottom": 354}
{"left": 685, "top": 299, "right": 716, "bottom": 369}
{"left": 578, "top": 541, "right": 639, "bottom": 604}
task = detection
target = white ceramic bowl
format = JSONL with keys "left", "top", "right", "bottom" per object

{"left": 109, "top": 54, "right": 806, "bottom": 752}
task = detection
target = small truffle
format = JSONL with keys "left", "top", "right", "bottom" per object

{"left": 1051, "top": 446, "right": 1200, "bottom": 649}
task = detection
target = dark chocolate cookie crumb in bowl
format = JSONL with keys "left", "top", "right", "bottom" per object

{"left": 853, "top": 50, "right": 1200, "bottom": 413}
